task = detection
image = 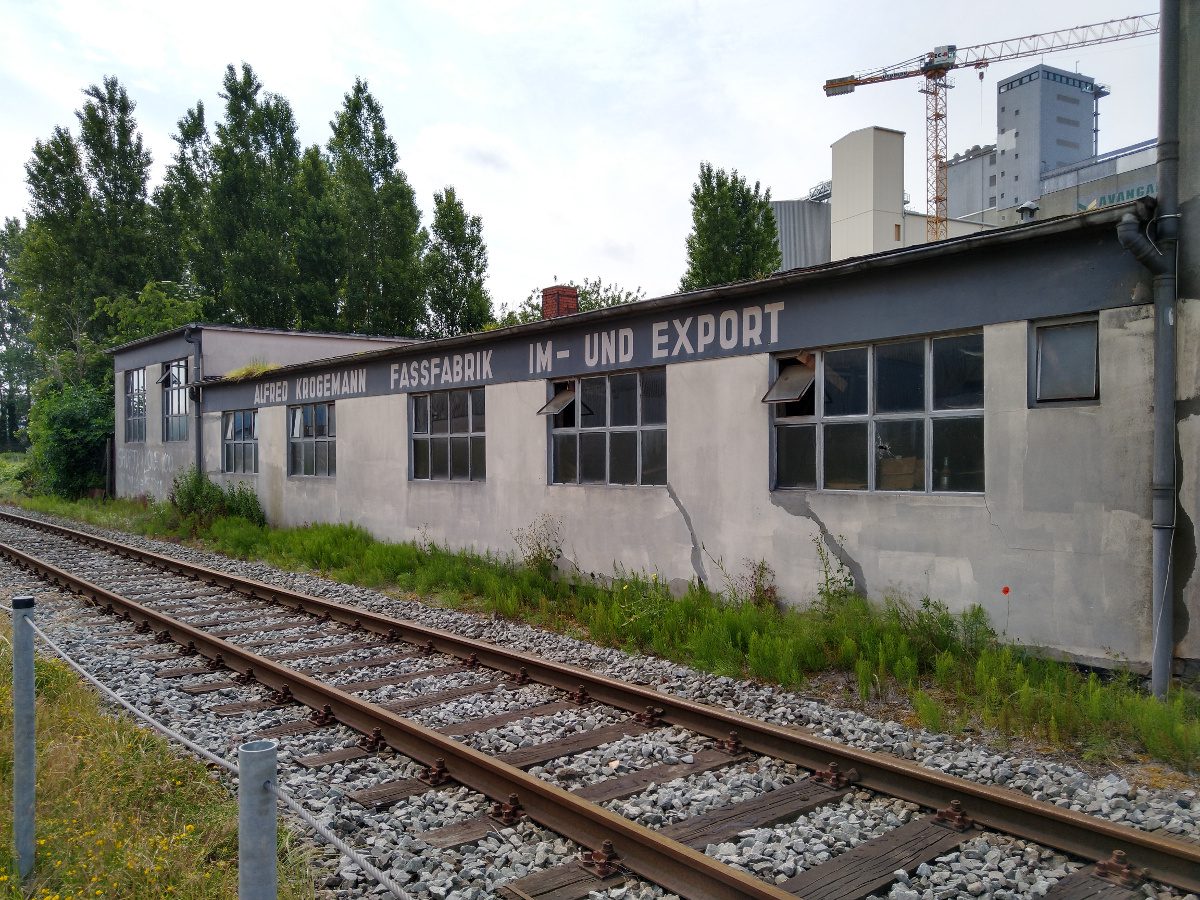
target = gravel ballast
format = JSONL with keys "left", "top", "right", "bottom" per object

{"left": 2, "top": 508, "right": 1197, "bottom": 900}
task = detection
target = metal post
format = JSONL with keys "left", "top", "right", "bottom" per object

{"left": 11, "top": 595, "right": 36, "bottom": 879}
{"left": 237, "top": 738, "right": 278, "bottom": 900}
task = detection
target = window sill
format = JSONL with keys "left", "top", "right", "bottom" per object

{"left": 773, "top": 487, "right": 986, "bottom": 502}
{"left": 286, "top": 475, "right": 336, "bottom": 481}
{"left": 1029, "top": 398, "right": 1100, "bottom": 409}
{"left": 409, "top": 479, "right": 486, "bottom": 484}
{"left": 549, "top": 482, "right": 667, "bottom": 490}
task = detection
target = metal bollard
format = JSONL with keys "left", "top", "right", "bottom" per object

{"left": 238, "top": 738, "right": 278, "bottom": 900}
{"left": 11, "top": 595, "right": 36, "bottom": 879}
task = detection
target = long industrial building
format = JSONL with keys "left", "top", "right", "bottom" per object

{"left": 112, "top": 199, "right": 1199, "bottom": 680}
{"left": 111, "top": 14, "right": 1200, "bottom": 687}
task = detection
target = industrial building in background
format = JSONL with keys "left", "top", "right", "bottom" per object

{"left": 947, "top": 64, "right": 1157, "bottom": 226}
{"left": 823, "top": 12, "right": 1158, "bottom": 239}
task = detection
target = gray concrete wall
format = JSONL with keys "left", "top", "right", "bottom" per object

{"left": 115, "top": 361, "right": 195, "bottom": 500}
{"left": 1175, "top": 2, "right": 1200, "bottom": 668}
{"left": 947, "top": 152, "right": 995, "bottom": 220}
{"left": 207, "top": 305, "right": 1192, "bottom": 669}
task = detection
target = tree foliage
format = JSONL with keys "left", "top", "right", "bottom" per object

{"left": 328, "top": 78, "right": 425, "bottom": 335}
{"left": 424, "top": 187, "right": 491, "bottom": 338}
{"left": 680, "top": 161, "right": 781, "bottom": 292}
{"left": 0, "top": 219, "right": 34, "bottom": 448}
{"left": 26, "top": 378, "right": 113, "bottom": 498}
{"left": 8, "top": 68, "right": 507, "bottom": 493}
{"left": 96, "top": 281, "right": 205, "bottom": 348}
{"left": 495, "top": 276, "right": 646, "bottom": 327}
{"left": 209, "top": 64, "right": 301, "bottom": 328}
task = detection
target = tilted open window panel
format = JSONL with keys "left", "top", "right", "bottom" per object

{"left": 767, "top": 333, "right": 984, "bottom": 493}
{"left": 544, "top": 368, "right": 666, "bottom": 486}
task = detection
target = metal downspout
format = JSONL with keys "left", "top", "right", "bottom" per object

{"left": 184, "top": 325, "right": 203, "bottom": 474}
{"left": 1116, "top": 0, "right": 1180, "bottom": 698}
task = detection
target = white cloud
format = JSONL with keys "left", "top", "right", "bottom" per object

{"left": 0, "top": 0, "right": 1160, "bottom": 305}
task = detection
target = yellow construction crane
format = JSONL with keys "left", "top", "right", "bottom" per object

{"left": 824, "top": 14, "right": 1159, "bottom": 241}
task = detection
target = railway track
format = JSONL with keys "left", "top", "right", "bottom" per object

{"left": 1, "top": 506, "right": 1197, "bottom": 900}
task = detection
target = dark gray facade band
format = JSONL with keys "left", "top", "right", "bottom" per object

{"left": 201, "top": 229, "right": 1144, "bottom": 412}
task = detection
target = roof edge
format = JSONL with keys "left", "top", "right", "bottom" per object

{"left": 108, "top": 323, "right": 418, "bottom": 355}
{"left": 203, "top": 202, "right": 1138, "bottom": 388}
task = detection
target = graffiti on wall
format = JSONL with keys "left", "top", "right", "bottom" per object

{"left": 116, "top": 445, "right": 179, "bottom": 499}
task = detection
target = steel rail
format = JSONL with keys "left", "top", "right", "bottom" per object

{"left": 2, "top": 509, "right": 1198, "bottom": 893}
{"left": 0, "top": 539, "right": 793, "bottom": 900}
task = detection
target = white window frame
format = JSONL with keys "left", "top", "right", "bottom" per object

{"left": 770, "top": 332, "right": 985, "bottom": 494}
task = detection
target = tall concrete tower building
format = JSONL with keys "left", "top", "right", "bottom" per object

{"left": 948, "top": 63, "right": 1106, "bottom": 218}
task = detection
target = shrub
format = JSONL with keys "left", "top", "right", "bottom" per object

{"left": 168, "top": 466, "right": 225, "bottom": 525}
{"left": 26, "top": 380, "right": 113, "bottom": 498}
{"left": 223, "top": 480, "right": 266, "bottom": 525}
{"left": 511, "top": 513, "right": 563, "bottom": 575}
{"left": 913, "top": 690, "right": 946, "bottom": 733}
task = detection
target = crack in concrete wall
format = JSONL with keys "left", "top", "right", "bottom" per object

{"left": 665, "top": 481, "right": 708, "bottom": 586}
{"left": 768, "top": 492, "right": 867, "bottom": 594}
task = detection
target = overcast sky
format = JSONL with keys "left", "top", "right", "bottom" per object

{"left": 0, "top": 1, "right": 1160, "bottom": 309}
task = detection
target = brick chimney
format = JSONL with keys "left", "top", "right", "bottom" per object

{"left": 541, "top": 285, "right": 579, "bottom": 319}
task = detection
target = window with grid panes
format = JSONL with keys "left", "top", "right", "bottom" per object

{"left": 161, "top": 359, "right": 189, "bottom": 442}
{"left": 410, "top": 388, "right": 485, "bottom": 481}
{"left": 222, "top": 409, "right": 259, "bottom": 474}
{"left": 288, "top": 402, "right": 336, "bottom": 477}
{"left": 767, "top": 334, "right": 984, "bottom": 493}
{"left": 543, "top": 368, "right": 666, "bottom": 486}
{"left": 123, "top": 368, "right": 146, "bottom": 442}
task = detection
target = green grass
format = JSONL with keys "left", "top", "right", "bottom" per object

{"left": 4, "top": 476, "right": 1199, "bottom": 774}
{"left": 0, "top": 620, "right": 316, "bottom": 899}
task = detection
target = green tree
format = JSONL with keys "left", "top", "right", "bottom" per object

{"left": 95, "top": 281, "right": 205, "bottom": 347}
{"left": 328, "top": 78, "right": 425, "bottom": 335}
{"left": 423, "top": 186, "right": 491, "bottom": 338}
{"left": 679, "top": 161, "right": 781, "bottom": 291}
{"left": 494, "top": 276, "right": 646, "bottom": 327}
{"left": 151, "top": 102, "right": 220, "bottom": 314}
{"left": 26, "top": 378, "right": 112, "bottom": 498}
{"left": 209, "top": 64, "right": 300, "bottom": 328}
{"left": 293, "top": 146, "right": 345, "bottom": 331}
{"left": 75, "top": 77, "right": 153, "bottom": 308}
{"left": 16, "top": 77, "right": 155, "bottom": 383}
{"left": 0, "top": 219, "right": 35, "bottom": 448}
{"left": 18, "top": 125, "right": 96, "bottom": 381}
